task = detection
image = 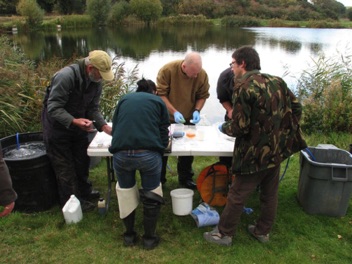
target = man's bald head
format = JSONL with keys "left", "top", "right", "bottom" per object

{"left": 182, "top": 52, "right": 202, "bottom": 78}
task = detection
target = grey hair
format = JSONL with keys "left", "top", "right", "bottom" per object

{"left": 85, "top": 57, "right": 90, "bottom": 66}
{"left": 184, "top": 52, "right": 202, "bottom": 66}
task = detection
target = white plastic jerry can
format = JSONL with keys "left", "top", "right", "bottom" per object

{"left": 97, "top": 198, "right": 106, "bottom": 216}
{"left": 62, "top": 194, "right": 83, "bottom": 224}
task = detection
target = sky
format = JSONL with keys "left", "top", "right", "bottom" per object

{"left": 310, "top": 0, "right": 352, "bottom": 6}
{"left": 338, "top": 0, "right": 352, "bottom": 6}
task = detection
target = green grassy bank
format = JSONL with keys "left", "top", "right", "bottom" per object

{"left": 1, "top": 134, "right": 352, "bottom": 263}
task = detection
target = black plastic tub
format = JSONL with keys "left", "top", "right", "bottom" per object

{"left": 1, "top": 132, "right": 58, "bottom": 212}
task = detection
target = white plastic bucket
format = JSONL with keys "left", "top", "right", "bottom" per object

{"left": 170, "top": 188, "right": 194, "bottom": 216}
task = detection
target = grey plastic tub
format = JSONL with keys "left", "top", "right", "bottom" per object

{"left": 298, "top": 146, "right": 352, "bottom": 217}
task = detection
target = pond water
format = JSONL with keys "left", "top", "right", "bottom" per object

{"left": 10, "top": 26, "right": 352, "bottom": 124}
{"left": 3, "top": 142, "right": 46, "bottom": 159}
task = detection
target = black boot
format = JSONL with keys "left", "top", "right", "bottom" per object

{"left": 177, "top": 156, "right": 196, "bottom": 189}
{"left": 140, "top": 190, "right": 164, "bottom": 250}
{"left": 161, "top": 156, "right": 168, "bottom": 184}
{"left": 122, "top": 210, "right": 137, "bottom": 246}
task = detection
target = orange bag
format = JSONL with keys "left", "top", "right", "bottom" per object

{"left": 196, "top": 163, "right": 232, "bottom": 207}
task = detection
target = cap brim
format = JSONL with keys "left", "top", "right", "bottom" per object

{"left": 99, "top": 70, "right": 114, "bottom": 81}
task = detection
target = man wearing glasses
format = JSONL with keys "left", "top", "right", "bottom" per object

{"left": 42, "top": 50, "right": 114, "bottom": 211}
{"left": 204, "top": 46, "right": 307, "bottom": 246}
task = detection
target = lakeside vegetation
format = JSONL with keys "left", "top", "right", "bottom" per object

{"left": 1, "top": 0, "right": 352, "bottom": 33}
{"left": 1, "top": 14, "right": 352, "bottom": 34}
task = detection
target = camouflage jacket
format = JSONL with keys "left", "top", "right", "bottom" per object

{"left": 222, "top": 70, "right": 307, "bottom": 175}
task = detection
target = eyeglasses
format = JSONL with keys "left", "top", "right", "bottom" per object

{"left": 229, "top": 61, "right": 237, "bottom": 67}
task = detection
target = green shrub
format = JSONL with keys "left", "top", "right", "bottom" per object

{"left": 86, "top": 0, "right": 111, "bottom": 27}
{"left": 60, "top": 15, "right": 90, "bottom": 28}
{"left": 297, "top": 49, "right": 352, "bottom": 134}
{"left": 16, "top": 0, "right": 44, "bottom": 31}
{"left": 177, "top": 0, "right": 216, "bottom": 18}
{"left": 54, "top": 0, "right": 85, "bottom": 14}
{"left": 108, "top": 0, "right": 131, "bottom": 25}
{"left": 33, "top": 15, "right": 92, "bottom": 30}
{"left": 158, "top": 14, "right": 211, "bottom": 26}
{"left": 221, "top": 15, "right": 261, "bottom": 27}
{"left": 306, "top": 19, "right": 344, "bottom": 28}
{"left": 60, "top": 15, "right": 92, "bottom": 29}
{"left": 130, "top": 0, "right": 163, "bottom": 25}
{"left": 348, "top": 8, "right": 352, "bottom": 21}
{"left": 0, "top": 35, "right": 39, "bottom": 137}
{"left": 267, "top": 19, "right": 295, "bottom": 27}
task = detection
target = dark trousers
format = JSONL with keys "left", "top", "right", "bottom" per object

{"left": 219, "top": 165, "right": 280, "bottom": 237}
{"left": 45, "top": 135, "right": 91, "bottom": 206}
{"left": 219, "top": 115, "right": 233, "bottom": 168}
{"left": 161, "top": 156, "right": 194, "bottom": 184}
{"left": 0, "top": 156, "right": 17, "bottom": 206}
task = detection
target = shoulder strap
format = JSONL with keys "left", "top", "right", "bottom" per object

{"left": 43, "top": 65, "right": 78, "bottom": 106}
{"left": 68, "top": 64, "right": 79, "bottom": 85}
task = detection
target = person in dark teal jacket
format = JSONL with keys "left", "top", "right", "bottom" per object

{"left": 109, "top": 78, "right": 170, "bottom": 250}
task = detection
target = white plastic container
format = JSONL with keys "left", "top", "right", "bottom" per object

{"left": 97, "top": 198, "right": 106, "bottom": 216}
{"left": 173, "top": 124, "right": 184, "bottom": 133}
{"left": 62, "top": 195, "right": 83, "bottom": 224}
{"left": 170, "top": 188, "right": 194, "bottom": 216}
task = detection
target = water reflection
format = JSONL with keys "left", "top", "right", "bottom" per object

{"left": 11, "top": 26, "right": 350, "bottom": 65}
{"left": 11, "top": 25, "right": 259, "bottom": 62}
{"left": 9, "top": 25, "right": 352, "bottom": 124}
{"left": 110, "top": 26, "right": 163, "bottom": 58}
{"left": 256, "top": 38, "right": 303, "bottom": 54}
{"left": 13, "top": 31, "right": 46, "bottom": 60}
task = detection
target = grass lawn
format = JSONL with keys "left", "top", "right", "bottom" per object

{"left": 1, "top": 139, "right": 352, "bottom": 263}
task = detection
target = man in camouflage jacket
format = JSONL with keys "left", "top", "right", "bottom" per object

{"left": 204, "top": 46, "right": 307, "bottom": 246}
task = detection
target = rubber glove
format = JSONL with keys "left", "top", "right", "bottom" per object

{"left": 173, "top": 111, "right": 185, "bottom": 124}
{"left": 243, "top": 207, "right": 253, "bottom": 215}
{"left": 191, "top": 110, "right": 200, "bottom": 124}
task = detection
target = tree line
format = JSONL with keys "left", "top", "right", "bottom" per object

{"left": 2, "top": 0, "right": 352, "bottom": 24}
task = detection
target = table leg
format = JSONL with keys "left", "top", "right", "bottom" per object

{"left": 106, "top": 156, "right": 116, "bottom": 213}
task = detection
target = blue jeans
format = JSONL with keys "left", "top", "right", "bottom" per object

{"left": 113, "top": 150, "right": 162, "bottom": 191}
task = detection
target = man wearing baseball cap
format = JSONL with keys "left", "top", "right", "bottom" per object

{"left": 88, "top": 50, "right": 114, "bottom": 81}
{"left": 42, "top": 50, "right": 114, "bottom": 211}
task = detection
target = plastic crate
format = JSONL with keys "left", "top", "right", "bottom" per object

{"left": 298, "top": 146, "right": 352, "bottom": 217}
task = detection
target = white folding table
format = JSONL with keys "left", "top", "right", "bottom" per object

{"left": 87, "top": 124, "right": 235, "bottom": 213}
